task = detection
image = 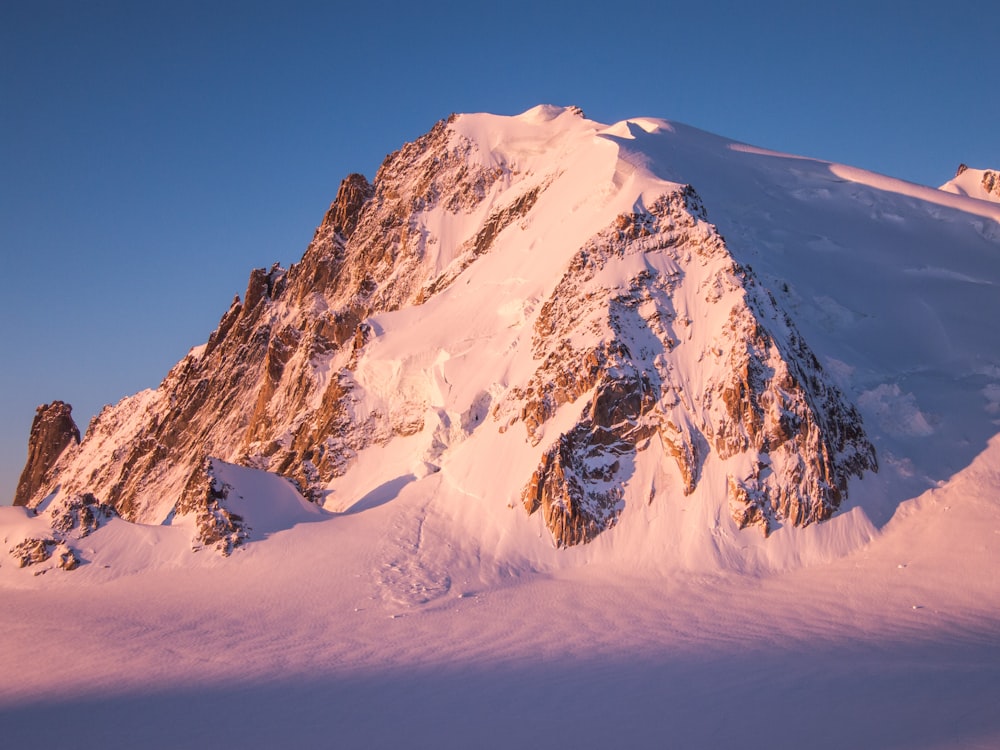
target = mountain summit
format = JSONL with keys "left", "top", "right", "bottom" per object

{"left": 940, "top": 164, "right": 1000, "bottom": 203}
{"left": 9, "top": 106, "right": 1000, "bottom": 572}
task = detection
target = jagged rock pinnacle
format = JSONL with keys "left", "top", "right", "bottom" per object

{"left": 322, "top": 173, "right": 374, "bottom": 240}
{"left": 13, "top": 401, "right": 80, "bottom": 506}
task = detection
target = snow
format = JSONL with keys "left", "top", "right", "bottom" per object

{"left": 206, "top": 459, "right": 327, "bottom": 536}
{"left": 2, "top": 105, "right": 999, "bottom": 748}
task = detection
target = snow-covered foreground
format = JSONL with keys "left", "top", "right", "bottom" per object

{"left": 2, "top": 437, "right": 999, "bottom": 748}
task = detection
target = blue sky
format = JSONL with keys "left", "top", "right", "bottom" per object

{"left": 2, "top": 0, "right": 997, "bottom": 502}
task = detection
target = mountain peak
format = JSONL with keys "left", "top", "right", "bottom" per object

{"left": 514, "top": 103, "right": 585, "bottom": 122}
{"left": 13, "top": 401, "right": 79, "bottom": 508}
{"left": 940, "top": 164, "right": 1000, "bottom": 203}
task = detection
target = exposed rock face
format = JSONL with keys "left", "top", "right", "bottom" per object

{"left": 503, "top": 187, "right": 877, "bottom": 543}
{"left": 320, "top": 173, "right": 374, "bottom": 240}
{"left": 12, "top": 114, "right": 521, "bottom": 534}
{"left": 48, "top": 492, "right": 116, "bottom": 538}
{"left": 522, "top": 420, "right": 634, "bottom": 547}
{"left": 9, "top": 539, "right": 80, "bottom": 572}
{"left": 175, "top": 459, "right": 247, "bottom": 556}
{"left": 983, "top": 170, "right": 1000, "bottom": 199}
{"left": 10, "top": 540, "right": 80, "bottom": 571}
{"left": 9, "top": 537, "right": 58, "bottom": 568}
{"left": 13, "top": 401, "right": 80, "bottom": 506}
{"left": 945, "top": 164, "right": 1000, "bottom": 202}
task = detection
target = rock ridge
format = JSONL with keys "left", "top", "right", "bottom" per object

{"left": 12, "top": 114, "right": 528, "bottom": 540}
{"left": 13, "top": 401, "right": 79, "bottom": 507}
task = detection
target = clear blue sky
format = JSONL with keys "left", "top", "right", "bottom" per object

{"left": 2, "top": 0, "right": 997, "bottom": 503}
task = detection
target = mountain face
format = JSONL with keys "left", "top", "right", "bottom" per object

{"left": 508, "top": 187, "right": 875, "bottom": 544}
{"left": 12, "top": 105, "right": 1000, "bottom": 568}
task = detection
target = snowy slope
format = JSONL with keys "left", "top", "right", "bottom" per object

{"left": 2, "top": 106, "right": 999, "bottom": 749}
{"left": 0, "top": 431, "right": 997, "bottom": 749}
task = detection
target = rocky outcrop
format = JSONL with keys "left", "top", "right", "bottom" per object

{"left": 175, "top": 459, "right": 247, "bottom": 556}
{"left": 947, "top": 164, "right": 1000, "bottom": 201}
{"left": 983, "top": 170, "right": 1000, "bottom": 199}
{"left": 47, "top": 492, "right": 117, "bottom": 538}
{"left": 711, "top": 289, "right": 878, "bottom": 534}
{"left": 522, "top": 384, "right": 648, "bottom": 546}
{"left": 9, "top": 538, "right": 78, "bottom": 571}
{"left": 13, "top": 401, "right": 79, "bottom": 506}
{"left": 320, "top": 173, "right": 375, "bottom": 240}
{"left": 6, "top": 493, "right": 116, "bottom": 572}
{"left": 523, "top": 429, "right": 624, "bottom": 548}
{"left": 12, "top": 114, "right": 526, "bottom": 528}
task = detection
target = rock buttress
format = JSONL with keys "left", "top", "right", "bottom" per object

{"left": 13, "top": 401, "right": 80, "bottom": 506}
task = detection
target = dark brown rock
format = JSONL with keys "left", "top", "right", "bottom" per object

{"left": 56, "top": 545, "right": 80, "bottom": 571}
{"left": 523, "top": 428, "right": 625, "bottom": 547}
{"left": 9, "top": 538, "right": 56, "bottom": 567}
{"left": 13, "top": 401, "right": 80, "bottom": 506}
{"left": 176, "top": 459, "right": 247, "bottom": 556}
{"left": 48, "top": 493, "right": 116, "bottom": 537}
{"left": 8, "top": 538, "right": 81, "bottom": 571}
{"left": 983, "top": 170, "right": 1000, "bottom": 198}
{"left": 727, "top": 474, "right": 772, "bottom": 536}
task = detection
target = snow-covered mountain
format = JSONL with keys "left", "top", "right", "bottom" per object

{"left": 8, "top": 104, "right": 1000, "bottom": 574}
{"left": 4, "top": 105, "right": 1000, "bottom": 750}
